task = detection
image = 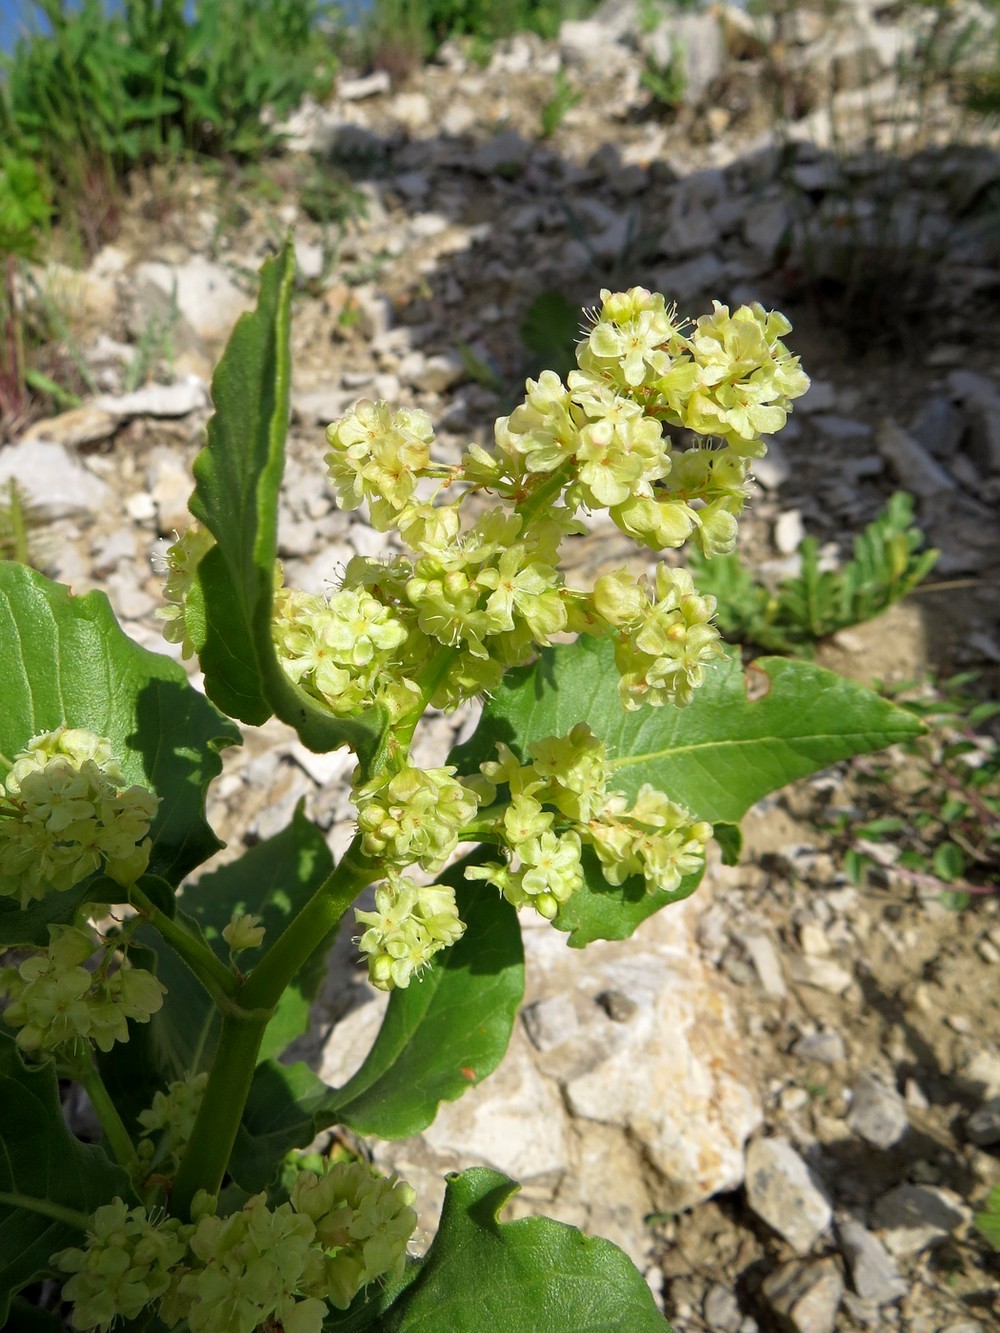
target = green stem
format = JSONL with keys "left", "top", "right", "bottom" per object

{"left": 129, "top": 881, "right": 237, "bottom": 1004}
{"left": 169, "top": 838, "right": 377, "bottom": 1218}
{"left": 169, "top": 1006, "right": 270, "bottom": 1220}
{"left": 79, "top": 1054, "right": 141, "bottom": 1180}
{"left": 240, "top": 835, "right": 375, "bottom": 1011}
{"left": 0, "top": 1192, "right": 90, "bottom": 1231}
{"left": 515, "top": 462, "right": 574, "bottom": 529}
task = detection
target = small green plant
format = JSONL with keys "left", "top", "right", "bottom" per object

{"left": 0, "top": 481, "right": 37, "bottom": 567}
{"left": 831, "top": 672, "right": 1000, "bottom": 904}
{"left": 0, "top": 152, "right": 54, "bottom": 431}
{"left": 976, "top": 1184, "right": 1000, "bottom": 1249}
{"left": 539, "top": 68, "right": 582, "bottom": 138}
{"left": 0, "top": 0, "right": 337, "bottom": 247}
{"left": 690, "top": 492, "right": 938, "bottom": 655}
{"left": 640, "top": 41, "right": 687, "bottom": 111}
{"left": 362, "top": 0, "right": 600, "bottom": 66}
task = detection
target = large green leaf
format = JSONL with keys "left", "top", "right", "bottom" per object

{"left": 0, "top": 562, "right": 239, "bottom": 944}
{"left": 452, "top": 637, "right": 922, "bottom": 945}
{"left": 0, "top": 1033, "right": 134, "bottom": 1322}
{"left": 228, "top": 870, "right": 523, "bottom": 1189}
{"left": 327, "top": 869, "right": 523, "bottom": 1139}
{"left": 188, "top": 243, "right": 384, "bottom": 762}
{"left": 380, "top": 1168, "right": 672, "bottom": 1331}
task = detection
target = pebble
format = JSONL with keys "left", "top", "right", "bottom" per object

{"left": 774, "top": 509, "right": 805, "bottom": 556}
{"left": 965, "top": 1096, "right": 1000, "bottom": 1147}
{"left": 740, "top": 933, "right": 787, "bottom": 998}
{"left": 745, "top": 1137, "right": 832, "bottom": 1255}
{"left": 0, "top": 439, "right": 111, "bottom": 518}
{"left": 792, "top": 1031, "right": 846, "bottom": 1066}
{"left": 873, "top": 1184, "right": 970, "bottom": 1257}
{"left": 836, "top": 1216, "right": 907, "bottom": 1305}
{"left": 786, "top": 956, "right": 853, "bottom": 995}
{"left": 760, "top": 1258, "right": 844, "bottom": 1333}
{"left": 703, "top": 1282, "right": 742, "bottom": 1333}
{"left": 847, "top": 1073, "right": 909, "bottom": 1150}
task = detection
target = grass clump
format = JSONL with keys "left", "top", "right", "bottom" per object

{"left": 689, "top": 492, "right": 938, "bottom": 656}
{"left": 0, "top": 0, "right": 337, "bottom": 246}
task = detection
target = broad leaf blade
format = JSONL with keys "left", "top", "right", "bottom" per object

{"left": 0, "top": 562, "right": 239, "bottom": 943}
{"left": 188, "top": 244, "right": 383, "bottom": 761}
{"left": 329, "top": 870, "right": 523, "bottom": 1139}
{"left": 229, "top": 870, "right": 523, "bottom": 1188}
{"left": 452, "top": 636, "right": 922, "bottom": 822}
{"left": 451, "top": 637, "right": 922, "bottom": 944}
{"left": 380, "top": 1168, "right": 672, "bottom": 1331}
{"left": 555, "top": 850, "right": 703, "bottom": 949}
{"left": 0, "top": 1033, "right": 133, "bottom": 1321}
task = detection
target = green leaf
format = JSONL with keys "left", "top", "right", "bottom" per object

{"left": 932, "top": 840, "right": 965, "bottom": 883}
{"left": 379, "top": 1168, "right": 673, "bottom": 1331}
{"left": 328, "top": 869, "right": 523, "bottom": 1139}
{"left": 454, "top": 637, "right": 923, "bottom": 824}
{"left": 452, "top": 637, "right": 923, "bottom": 944}
{"left": 975, "top": 1185, "right": 1000, "bottom": 1250}
{"left": 0, "top": 561, "right": 239, "bottom": 943}
{"left": 229, "top": 869, "right": 524, "bottom": 1187}
{"left": 555, "top": 849, "right": 704, "bottom": 949}
{"left": 188, "top": 243, "right": 384, "bottom": 762}
{"left": 0, "top": 1033, "right": 134, "bottom": 1322}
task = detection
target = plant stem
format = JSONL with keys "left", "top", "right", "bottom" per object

{"left": 239, "top": 834, "right": 375, "bottom": 1011}
{"left": 0, "top": 1191, "right": 90, "bottom": 1231}
{"left": 129, "top": 880, "right": 237, "bottom": 1004}
{"left": 79, "top": 1054, "right": 142, "bottom": 1180}
{"left": 169, "top": 837, "right": 377, "bottom": 1217}
{"left": 169, "top": 1006, "right": 270, "bottom": 1220}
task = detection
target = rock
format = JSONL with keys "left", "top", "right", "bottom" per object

{"left": 837, "top": 1216, "right": 907, "bottom": 1304}
{"left": 644, "top": 12, "right": 725, "bottom": 103}
{"left": 134, "top": 256, "right": 253, "bottom": 345}
{"left": 947, "top": 368, "right": 1000, "bottom": 473}
{"left": 551, "top": 905, "right": 761, "bottom": 1210}
{"left": 0, "top": 439, "right": 110, "bottom": 518}
{"left": 792, "top": 1031, "right": 846, "bottom": 1066}
{"left": 909, "top": 394, "right": 966, "bottom": 462}
{"left": 652, "top": 252, "right": 726, "bottom": 302}
{"left": 740, "top": 933, "right": 788, "bottom": 998}
{"left": 292, "top": 388, "right": 357, "bottom": 425}
{"left": 761, "top": 1258, "right": 844, "bottom": 1333}
{"left": 873, "top": 1184, "right": 971, "bottom": 1257}
{"left": 966, "top": 1096, "right": 1000, "bottom": 1146}
{"left": 743, "top": 195, "right": 791, "bottom": 259}
{"left": 147, "top": 448, "right": 194, "bottom": 535}
{"left": 753, "top": 437, "right": 792, "bottom": 489}
{"left": 704, "top": 1281, "right": 742, "bottom": 1333}
{"left": 293, "top": 239, "right": 325, "bottom": 283}
{"left": 338, "top": 70, "right": 391, "bottom": 101}
{"left": 745, "top": 1138, "right": 832, "bottom": 1255}
{"left": 876, "top": 417, "right": 957, "bottom": 499}
{"left": 847, "top": 1073, "right": 908, "bottom": 1149}
{"left": 775, "top": 509, "right": 805, "bottom": 556}
{"left": 471, "top": 130, "right": 532, "bottom": 175}
{"left": 521, "top": 995, "right": 580, "bottom": 1052}
{"left": 20, "top": 403, "right": 118, "bottom": 448}
{"left": 94, "top": 379, "right": 208, "bottom": 418}
{"left": 786, "top": 956, "right": 853, "bottom": 995}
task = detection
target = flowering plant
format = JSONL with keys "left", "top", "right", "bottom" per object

{"left": 0, "top": 247, "right": 920, "bottom": 1330}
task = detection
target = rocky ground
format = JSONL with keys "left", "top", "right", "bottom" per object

{"left": 3, "top": 1, "right": 1000, "bottom": 1329}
